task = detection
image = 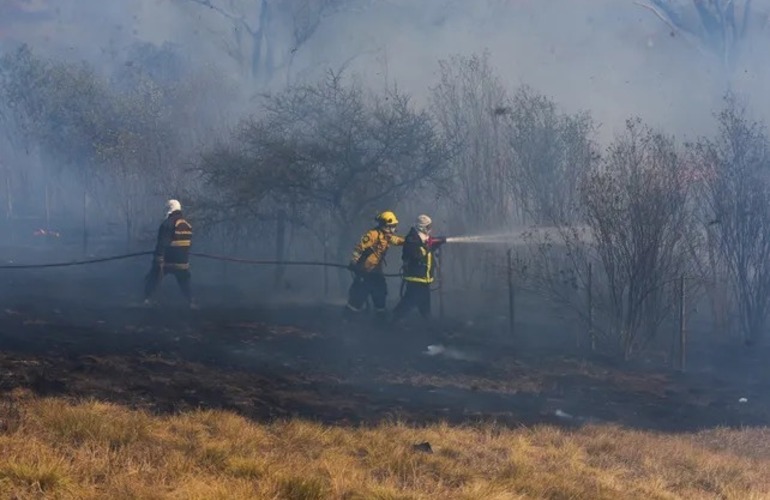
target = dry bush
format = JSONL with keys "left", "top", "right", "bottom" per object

{"left": 692, "top": 95, "right": 770, "bottom": 345}
{"left": 580, "top": 119, "right": 693, "bottom": 358}
{"left": 0, "top": 399, "right": 22, "bottom": 434}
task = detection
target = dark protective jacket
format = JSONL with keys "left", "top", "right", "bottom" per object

{"left": 400, "top": 227, "right": 436, "bottom": 284}
{"left": 154, "top": 210, "right": 192, "bottom": 269}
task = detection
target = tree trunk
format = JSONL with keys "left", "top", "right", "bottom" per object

{"left": 5, "top": 171, "right": 12, "bottom": 220}
{"left": 747, "top": 305, "right": 765, "bottom": 346}
{"left": 221, "top": 225, "right": 229, "bottom": 286}
{"left": 44, "top": 181, "right": 50, "bottom": 229}
{"left": 323, "top": 236, "right": 329, "bottom": 297}
{"left": 4, "top": 165, "right": 13, "bottom": 245}
{"left": 82, "top": 187, "right": 89, "bottom": 256}
{"left": 337, "top": 227, "right": 354, "bottom": 295}
{"left": 274, "top": 210, "right": 286, "bottom": 291}
{"left": 623, "top": 327, "right": 632, "bottom": 361}
{"left": 251, "top": 0, "right": 273, "bottom": 82}
{"left": 125, "top": 198, "right": 133, "bottom": 253}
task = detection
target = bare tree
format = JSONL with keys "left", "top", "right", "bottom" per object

{"left": 431, "top": 52, "right": 511, "bottom": 230}
{"left": 583, "top": 118, "right": 693, "bottom": 358}
{"left": 94, "top": 78, "right": 179, "bottom": 250}
{"left": 521, "top": 119, "right": 693, "bottom": 359}
{"left": 515, "top": 223, "right": 594, "bottom": 335}
{"left": 505, "top": 86, "right": 598, "bottom": 225}
{"left": 0, "top": 46, "right": 199, "bottom": 251}
{"left": 681, "top": 145, "right": 734, "bottom": 341}
{"left": 692, "top": 95, "right": 770, "bottom": 346}
{"left": 198, "top": 70, "right": 451, "bottom": 269}
{"left": 0, "top": 93, "right": 21, "bottom": 223}
{"left": 0, "top": 45, "right": 110, "bottom": 238}
{"left": 178, "top": 0, "right": 354, "bottom": 83}
{"left": 430, "top": 52, "right": 512, "bottom": 289}
{"left": 430, "top": 54, "right": 598, "bottom": 293}
{"left": 636, "top": 0, "right": 766, "bottom": 77}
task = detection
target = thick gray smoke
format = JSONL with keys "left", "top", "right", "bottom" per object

{"left": 5, "top": 1, "right": 768, "bottom": 137}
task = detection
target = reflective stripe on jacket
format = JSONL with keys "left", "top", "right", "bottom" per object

{"left": 401, "top": 227, "right": 435, "bottom": 284}
{"left": 155, "top": 211, "right": 192, "bottom": 265}
{"left": 170, "top": 218, "right": 192, "bottom": 247}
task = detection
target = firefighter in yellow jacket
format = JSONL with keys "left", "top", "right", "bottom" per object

{"left": 345, "top": 211, "right": 405, "bottom": 317}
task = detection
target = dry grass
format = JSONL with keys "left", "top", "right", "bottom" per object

{"left": 0, "top": 391, "right": 767, "bottom": 499}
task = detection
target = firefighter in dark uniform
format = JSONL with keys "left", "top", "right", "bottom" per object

{"left": 345, "top": 210, "right": 405, "bottom": 318}
{"left": 143, "top": 199, "right": 195, "bottom": 308}
{"left": 391, "top": 214, "right": 445, "bottom": 322}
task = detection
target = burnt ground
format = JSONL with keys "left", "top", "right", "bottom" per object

{"left": 0, "top": 265, "right": 768, "bottom": 433}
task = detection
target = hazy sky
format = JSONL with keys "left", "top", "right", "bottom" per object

{"left": 4, "top": 0, "right": 768, "bottom": 143}
{"left": 308, "top": 0, "right": 722, "bottom": 140}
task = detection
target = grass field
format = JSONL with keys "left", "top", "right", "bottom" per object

{"left": 0, "top": 392, "right": 768, "bottom": 499}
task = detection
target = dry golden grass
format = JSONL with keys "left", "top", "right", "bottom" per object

{"left": 0, "top": 392, "right": 767, "bottom": 499}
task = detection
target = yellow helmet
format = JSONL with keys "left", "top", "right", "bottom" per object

{"left": 375, "top": 210, "right": 399, "bottom": 227}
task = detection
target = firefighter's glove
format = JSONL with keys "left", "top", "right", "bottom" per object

{"left": 154, "top": 255, "right": 165, "bottom": 265}
{"left": 427, "top": 236, "right": 447, "bottom": 250}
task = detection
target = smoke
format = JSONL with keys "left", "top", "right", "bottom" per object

{"left": 306, "top": 0, "right": 738, "bottom": 140}
{"left": 4, "top": 1, "right": 769, "bottom": 139}
{"left": 425, "top": 344, "right": 478, "bottom": 361}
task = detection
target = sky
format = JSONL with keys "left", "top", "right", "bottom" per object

{"left": 2, "top": 0, "right": 768, "bottom": 143}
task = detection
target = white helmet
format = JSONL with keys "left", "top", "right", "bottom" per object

{"left": 166, "top": 199, "right": 182, "bottom": 216}
{"left": 416, "top": 214, "right": 432, "bottom": 234}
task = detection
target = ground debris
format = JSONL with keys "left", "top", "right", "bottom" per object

{"left": 412, "top": 441, "right": 433, "bottom": 454}
{"left": 22, "top": 318, "right": 51, "bottom": 326}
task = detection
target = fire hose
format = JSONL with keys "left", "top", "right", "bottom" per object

{"left": 0, "top": 251, "right": 153, "bottom": 269}
{"left": 0, "top": 251, "right": 404, "bottom": 277}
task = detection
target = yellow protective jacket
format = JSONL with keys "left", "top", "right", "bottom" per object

{"left": 350, "top": 228, "right": 405, "bottom": 273}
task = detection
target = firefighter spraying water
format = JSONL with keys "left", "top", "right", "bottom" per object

{"left": 391, "top": 214, "right": 445, "bottom": 323}
{"left": 389, "top": 223, "right": 589, "bottom": 323}
{"left": 341, "top": 211, "right": 584, "bottom": 324}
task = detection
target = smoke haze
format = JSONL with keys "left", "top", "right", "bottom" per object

{"left": 5, "top": 0, "right": 769, "bottom": 140}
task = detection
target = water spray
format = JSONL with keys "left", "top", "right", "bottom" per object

{"left": 445, "top": 233, "right": 522, "bottom": 244}
{"left": 443, "top": 225, "right": 593, "bottom": 245}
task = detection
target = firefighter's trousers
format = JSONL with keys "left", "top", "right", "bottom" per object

{"left": 144, "top": 263, "right": 192, "bottom": 303}
{"left": 347, "top": 271, "right": 387, "bottom": 312}
{"left": 392, "top": 281, "right": 431, "bottom": 321}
